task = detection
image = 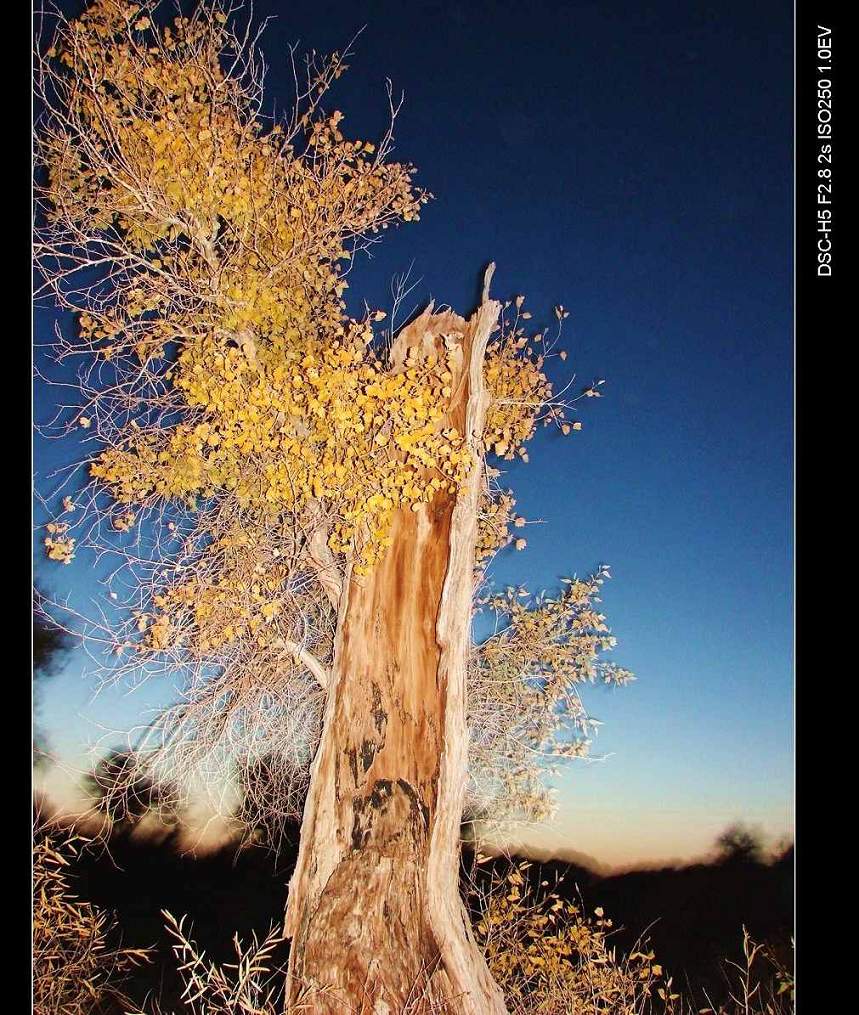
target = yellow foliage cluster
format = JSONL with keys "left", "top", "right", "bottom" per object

{"left": 483, "top": 295, "right": 581, "bottom": 462}
{"left": 124, "top": 520, "right": 334, "bottom": 666}
{"left": 481, "top": 579, "right": 621, "bottom": 691}
{"left": 91, "top": 321, "right": 474, "bottom": 573}
{"left": 150, "top": 531, "right": 291, "bottom": 654}
{"left": 484, "top": 341, "right": 552, "bottom": 462}
{"left": 38, "top": 1, "right": 578, "bottom": 682}
{"left": 47, "top": 1, "right": 421, "bottom": 257}
{"left": 44, "top": 523, "right": 76, "bottom": 564}
{"left": 38, "top": 0, "right": 569, "bottom": 598}
{"left": 473, "top": 863, "right": 674, "bottom": 1014}
{"left": 476, "top": 488, "right": 518, "bottom": 566}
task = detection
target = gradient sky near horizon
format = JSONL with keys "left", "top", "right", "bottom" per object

{"left": 33, "top": 0, "right": 793, "bottom": 869}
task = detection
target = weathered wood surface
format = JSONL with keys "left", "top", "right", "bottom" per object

{"left": 285, "top": 276, "right": 507, "bottom": 1014}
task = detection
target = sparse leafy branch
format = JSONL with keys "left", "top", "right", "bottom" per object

{"left": 467, "top": 567, "right": 634, "bottom": 825}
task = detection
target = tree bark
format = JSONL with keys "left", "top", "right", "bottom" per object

{"left": 284, "top": 277, "right": 507, "bottom": 1014}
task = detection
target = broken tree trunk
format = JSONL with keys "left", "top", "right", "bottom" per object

{"left": 284, "top": 270, "right": 508, "bottom": 1014}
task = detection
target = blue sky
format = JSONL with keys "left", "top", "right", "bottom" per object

{"left": 34, "top": 0, "right": 792, "bottom": 867}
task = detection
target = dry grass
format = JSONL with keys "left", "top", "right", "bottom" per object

{"left": 468, "top": 861, "right": 670, "bottom": 1014}
{"left": 33, "top": 836, "right": 792, "bottom": 1015}
{"left": 467, "top": 860, "right": 793, "bottom": 1015}
{"left": 694, "top": 928, "right": 794, "bottom": 1015}
{"left": 132, "top": 867, "right": 793, "bottom": 1015}
{"left": 33, "top": 828, "right": 152, "bottom": 1015}
{"left": 140, "top": 876, "right": 792, "bottom": 1015}
{"left": 138, "top": 911, "right": 288, "bottom": 1015}
{"left": 142, "top": 913, "right": 448, "bottom": 1014}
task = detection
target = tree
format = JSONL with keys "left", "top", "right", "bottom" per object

{"left": 33, "top": 600, "right": 73, "bottom": 769}
{"left": 714, "top": 824, "right": 766, "bottom": 866}
{"left": 34, "top": 2, "right": 632, "bottom": 1011}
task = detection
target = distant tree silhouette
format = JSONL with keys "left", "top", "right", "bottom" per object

{"left": 772, "top": 837, "right": 794, "bottom": 864}
{"left": 33, "top": 604, "right": 73, "bottom": 769}
{"left": 84, "top": 748, "right": 179, "bottom": 836}
{"left": 34, "top": 616, "right": 72, "bottom": 678}
{"left": 715, "top": 823, "right": 765, "bottom": 865}
{"left": 777, "top": 841, "right": 794, "bottom": 866}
